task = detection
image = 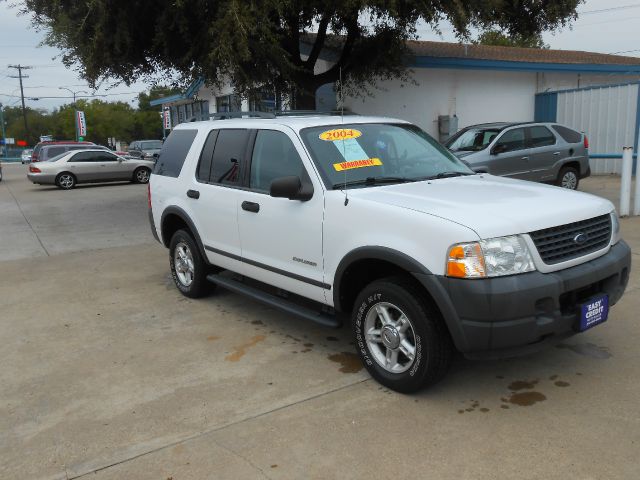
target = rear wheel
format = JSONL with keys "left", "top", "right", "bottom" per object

{"left": 352, "top": 276, "right": 453, "bottom": 393}
{"left": 56, "top": 172, "right": 76, "bottom": 189}
{"left": 133, "top": 167, "right": 150, "bottom": 184}
{"left": 557, "top": 166, "right": 579, "bottom": 190}
{"left": 169, "top": 229, "right": 213, "bottom": 298}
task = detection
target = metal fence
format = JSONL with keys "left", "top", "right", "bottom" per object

{"left": 536, "top": 82, "right": 640, "bottom": 175}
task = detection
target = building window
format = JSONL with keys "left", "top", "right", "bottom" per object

{"left": 216, "top": 94, "right": 242, "bottom": 112}
{"left": 249, "top": 88, "right": 278, "bottom": 112}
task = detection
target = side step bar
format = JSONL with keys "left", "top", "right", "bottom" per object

{"left": 206, "top": 274, "right": 341, "bottom": 328}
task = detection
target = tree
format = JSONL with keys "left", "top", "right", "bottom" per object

{"left": 137, "top": 85, "right": 181, "bottom": 112}
{"left": 22, "top": 0, "right": 581, "bottom": 109}
{"left": 476, "top": 29, "right": 549, "bottom": 49}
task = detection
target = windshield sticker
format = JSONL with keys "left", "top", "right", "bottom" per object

{"left": 333, "top": 158, "right": 382, "bottom": 171}
{"left": 333, "top": 138, "right": 369, "bottom": 162}
{"left": 319, "top": 128, "right": 362, "bottom": 142}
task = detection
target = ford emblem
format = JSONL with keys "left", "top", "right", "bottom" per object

{"left": 574, "top": 233, "right": 588, "bottom": 245}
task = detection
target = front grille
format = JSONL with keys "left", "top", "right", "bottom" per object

{"left": 529, "top": 214, "right": 611, "bottom": 265}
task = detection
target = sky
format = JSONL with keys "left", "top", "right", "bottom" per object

{"left": 1, "top": 0, "right": 639, "bottom": 112}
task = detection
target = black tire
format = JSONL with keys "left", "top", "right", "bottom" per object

{"left": 169, "top": 229, "right": 213, "bottom": 298}
{"left": 55, "top": 172, "right": 76, "bottom": 189}
{"left": 133, "top": 167, "right": 151, "bottom": 184}
{"left": 557, "top": 166, "right": 579, "bottom": 190}
{"left": 352, "top": 276, "right": 453, "bottom": 393}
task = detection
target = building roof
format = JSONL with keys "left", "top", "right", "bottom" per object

{"left": 406, "top": 40, "right": 640, "bottom": 66}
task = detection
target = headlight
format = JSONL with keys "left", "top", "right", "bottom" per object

{"left": 447, "top": 235, "right": 536, "bottom": 278}
{"left": 610, "top": 211, "right": 621, "bottom": 245}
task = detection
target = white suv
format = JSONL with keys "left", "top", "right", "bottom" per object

{"left": 149, "top": 114, "right": 631, "bottom": 392}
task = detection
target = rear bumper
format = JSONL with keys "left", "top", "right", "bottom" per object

{"left": 26, "top": 173, "right": 55, "bottom": 184}
{"left": 415, "top": 241, "right": 631, "bottom": 358}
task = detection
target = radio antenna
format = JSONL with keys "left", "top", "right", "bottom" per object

{"left": 340, "top": 66, "right": 349, "bottom": 206}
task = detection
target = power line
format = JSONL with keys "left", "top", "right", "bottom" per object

{"left": 580, "top": 3, "right": 640, "bottom": 15}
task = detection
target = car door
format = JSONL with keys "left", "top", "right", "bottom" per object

{"left": 98, "top": 152, "right": 131, "bottom": 180}
{"left": 237, "top": 128, "right": 326, "bottom": 304}
{"left": 65, "top": 151, "right": 102, "bottom": 181}
{"left": 487, "top": 127, "right": 529, "bottom": 179}
{"left": 524, "top": 125, "right": 559, "bottom": 182}
{"left": 187, "top": 128, "right": 245, "bottom": 272}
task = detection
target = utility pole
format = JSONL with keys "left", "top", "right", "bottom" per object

{"left": 8, "top": 64, "right": 33, "bottom": 143}
{"left": 0, "top": 103, "right": 6, "bottom": 158}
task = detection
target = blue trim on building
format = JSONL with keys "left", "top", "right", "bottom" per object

{"left": 538, "top": 81, "right": 640, "bottom": 96}
{"left": 590, "top": 153, "right": 638, "bottom": 159}
{"left": 412, "top": 56, "right": 640, "bottom": 74}
{"left": 150, "top": 77, "right": 206, "bottom": 107}
{"left": 534, "top": 92, "right": 558, "bottom": 122}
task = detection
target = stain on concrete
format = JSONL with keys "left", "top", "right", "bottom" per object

{"left": 303, "top": 343, "right": 314, "bottom": 348}
{"left": 507, "top": 391, "right": 547, "bottom": 406}
{"left": 225, "top": 335, "right": 266, "bottom": 362}
{"left": 500, "top": 405, "right": 509, "bottom": 409}
{"left": 508, "top": 379, "right": 539, "bottom": 391}
{"left": 271, "top": 464, "right": 278, "bottom": 468}
{"left": 207, "top": 335, "right": 220, "bottom": 342}
{"left": 556, "top": 342, "right": 611, "bottom": 359}
{"left": 479, "top": 408, "right": 490, "bottom": 413}
{"left": 554, "top": 380, "right": 570, "bottom": 387}
{"left": 549, "top": 374, "right": 558, "bottom": 380}
{"left": 327, "top": 352, "right": 363, "bottom": 373}
{"left": 326, "top": 336, "right": 339, "bottom": 342}
{"left": 251, "top": 320, "right": 263, "bottom": 325}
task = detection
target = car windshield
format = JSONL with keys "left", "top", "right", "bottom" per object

{"left": 446, "top": 128, "right": 502, "bottom": 152}
{"left": 300, "top": 123, "right": 473, "bottom": 189}
{"left": 141, "top": 141, "right": 163, "bottom": 150}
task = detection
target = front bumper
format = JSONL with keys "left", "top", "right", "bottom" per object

{"left": 415, "top": 241, "right": 631, "bottom": 358}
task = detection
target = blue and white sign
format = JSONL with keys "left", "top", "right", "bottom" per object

{"left": 578, "top": 294, "right": 609, "bottom": 331}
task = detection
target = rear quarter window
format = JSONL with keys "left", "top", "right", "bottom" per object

{"left": 552, "top": 125, "right": 582, "bottom": 144}
{"left": 153, "top": 130, "right": 197, "bottom": 177}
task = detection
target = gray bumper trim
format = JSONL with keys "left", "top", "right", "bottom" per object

{"left": 414, "top": 241, "right": 631, "bottom": 356}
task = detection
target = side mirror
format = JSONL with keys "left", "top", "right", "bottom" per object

{"left": 117, "top": 157, "right": 123, "bottom": 163}
{"left": 491, "top": 144, "right": 507, "bottom": 155}
{"left": 270, "top": 176, "right": 313, "bottom": 201}
{"left": 153, "top": 153, "right": 159, "bottom": 159}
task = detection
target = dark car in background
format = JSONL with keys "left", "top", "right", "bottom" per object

{"left": 128, "top": 140, "right": 163, "bottom": 160}
{"left": 31, "top": 141, "right": 96, "bottom": 163}
{"left": 445, "top": 122, "right": 590, "bottom": 190}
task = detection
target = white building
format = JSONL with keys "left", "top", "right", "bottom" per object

{"left": 151, "top": 40, "right": 640, "bottom": 141}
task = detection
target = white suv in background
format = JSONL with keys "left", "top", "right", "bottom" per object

{"left": 148, "top": 114, "right": 630, "bottom": 393}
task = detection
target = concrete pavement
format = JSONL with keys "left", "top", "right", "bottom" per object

{"left": 1, "top": 163, "right": 639, "bottom": 479}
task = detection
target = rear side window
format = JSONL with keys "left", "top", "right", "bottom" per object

{"left": 196, "top": 130, "right": 219, "bottom": 182}
{"left": 154, "top": 130, "right": 197, "bottom": 177}
{"left": 552, "top": 125, "right": 582, "bottom": 144}
{"left": 527, "top": 126, "right": 556, "bottom": 148}
{"left": 45, "top": 146, "right": 66, "bottom": 159}
{"left": 209, "top": 129, "right": 249, "bottom": 186}
{"left": 69, "top": 151, "right": 101, "bottom": 162}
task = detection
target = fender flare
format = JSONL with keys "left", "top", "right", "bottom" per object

{"left": 160, "top": 206, "right": 209, "bottom": 263}
{"left": 332, "top": 246, "right": 431, "bottom": 311}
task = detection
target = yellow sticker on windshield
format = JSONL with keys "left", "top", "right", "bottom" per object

{"left": 333, "top": 158, "right": 382, "bottom": 171}
{"left": 319, "top": 128, "right": 362, "bottom": 142}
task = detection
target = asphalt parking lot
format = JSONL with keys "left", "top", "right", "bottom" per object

{"left": 1, "top": 162, "right": 639, "bottom": 479}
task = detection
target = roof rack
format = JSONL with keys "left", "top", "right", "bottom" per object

{"left": 207, "top": 110, "right": 359, "bottom": 121}
{"left": 209, "top": 111, "right": 275, "bottom": 120}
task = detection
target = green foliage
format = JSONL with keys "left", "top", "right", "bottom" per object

{"left": 475, "top": 30, "right": 549, "bottom": 49}
{"left": 137, "top": 85, "right": 181, "bottom": 112}
{"left": 3, "top": 91, "right": 166, "bottom": 146}
{"left": 22, "top": 0, "right": 582, "bottom": 108}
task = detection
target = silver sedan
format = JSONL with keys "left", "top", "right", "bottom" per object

{"left": 27, "top": 149, "right": 155, "bottom": 189}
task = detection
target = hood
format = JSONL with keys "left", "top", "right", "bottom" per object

{"left": 346, "top": 175, "right": 614, "bottom": 239}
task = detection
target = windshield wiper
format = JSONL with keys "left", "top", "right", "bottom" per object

{"left": 331, "top": 176, "right": 414, "bottom": 190}
{"left": 421, "top": 171, "right": 474, "bottom": 180}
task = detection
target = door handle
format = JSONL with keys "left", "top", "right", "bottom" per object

{"left": 242, "top": 201, "right": 260, "bottom": 213}
{"left": 553, "top": 152, "right": 561, "bottom": 156}
{"left": 521, "top": 156, "right": 529, "bottom": 161}
{"left": 187, "top": 189, "right": 200, "bottom": 199}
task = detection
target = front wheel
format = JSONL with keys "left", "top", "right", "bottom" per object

{"left": 133, "top": 167, "right": 150, "bottom": 184}
{"left": 169, "top": 229, "right": 213, "bottom": 298}
{"left": 56, "top": 172, "right": 76, "bottom": 189}
{"left": 557, "top": 166, "right": 579, "bottom": 190}
{"left": 352, "top": 276, "right": 453, "bottom": 393}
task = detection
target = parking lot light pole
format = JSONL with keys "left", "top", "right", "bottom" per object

{"left": 58, "top": 87, "right": 88, "bottom": 141}
{"left": 620, "top": 147, "right": 633, "bottom": 217}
